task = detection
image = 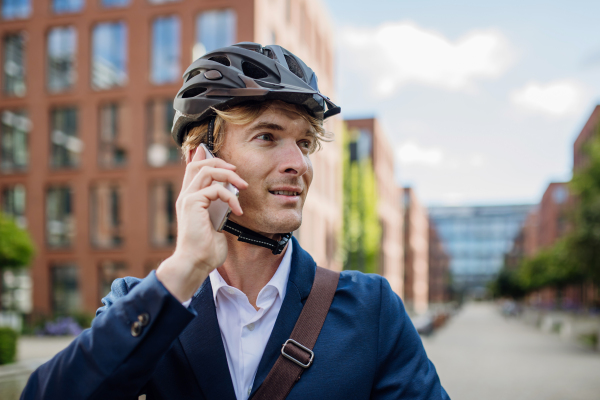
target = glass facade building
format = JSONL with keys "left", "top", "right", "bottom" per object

{"left": 428, "top": 204, "right": 534, "bottom": 292}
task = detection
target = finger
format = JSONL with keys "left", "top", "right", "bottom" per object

{"left": 187, "top": 184, "right": 243, "bottom": 216}
{"left": 185, "top": 166, "right": 248, "bottom": 194}
{"left": 192, "top": 144, "right": 207, "bottom": 162}
{"left": 182, "top": 157, "right": 236, "bottom": 192}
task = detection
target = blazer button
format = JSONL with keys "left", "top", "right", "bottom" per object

{"left": 138, "top": 313, "right": 150, "bottom": 327}
{"left": 131, "top": 320, "right": 142, "bottom": 337}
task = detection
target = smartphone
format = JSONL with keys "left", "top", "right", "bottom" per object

{"left": 199, "top": 143, "right": 239, "bottom": 231}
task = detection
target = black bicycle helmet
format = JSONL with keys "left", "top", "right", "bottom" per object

{"left": 171, "top": 41, "right": 340, "bottom": 147}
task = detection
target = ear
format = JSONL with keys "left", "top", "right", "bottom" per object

{"left": 185, "top": 148, "right": 196, "bottom": 164}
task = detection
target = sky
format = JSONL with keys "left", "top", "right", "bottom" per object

{"left": 322, "top": 0, "right": 600, "bottom": 206}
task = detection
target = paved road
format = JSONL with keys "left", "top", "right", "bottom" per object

{"left": 0, "top": 335, "right": 74, "bottom": 400}
{"left": 422, "top": 303, "right": 600, "bottom": 400}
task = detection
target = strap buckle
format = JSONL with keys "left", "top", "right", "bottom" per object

{"left": 281, "top": 339, "right": 314, "bottom": 369}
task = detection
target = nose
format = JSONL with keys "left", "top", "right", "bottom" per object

{"left": 277, "top": 140, "right": 309, "bottom": 176}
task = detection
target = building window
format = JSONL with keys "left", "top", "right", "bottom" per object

{"left": 50, "top": 107, "right": 80, "bottom": 169}
{"left": 146, "top": 99, "right": 179, "bottom": 167}
{"left": 193, "top": 9, "right": 236, "bottom": 60}
{"left": 51, "top": 264, "right": 80, "bottom": 314}
{"left": 46, "top": 186, "right": 74, "bottom": 248}
{"left": 52, "top": 0, "right": 83, "bottom": 14}
{"left": 151, "top": 16, "right": 180, "bottom": 85}
{"left": 149, "top": 181, "right": 175, "bottom": 247}
{"left": 1, "top": 110, "right": 30, "bottom": 172}
{"left": 1, "top": 184, "right": 26, "bottom": 228}
{"left": 90, "top": 183, "right": 122, "bottom": 248}
{"left": 47, "top": 26, "right": 77, "bottom": 93}
{"left": 101, "top": 0, "right": 129, "bottom": 8}
{"left": 92, "top": 21, "right": 128, "bottom": 90}
{"left": 1, "top": 0, "right": 30, "bottom": 20}
{"left": 98, "top": 103, "right": 127, "bottom": 168}
{"left": 3, "top": 33, "right": 26, "bottom": 97}
{"left": 98, "top": 261, "right": 126, "bottom": 299}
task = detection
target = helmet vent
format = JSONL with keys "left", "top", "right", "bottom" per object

{"left": 242, "top": 61, "right": 269, "bottom": 79}
{"left": 181, "top": 86, "right": 207, "bottom": 98}
{"left": 185, "top": 70, "right": 201, "bottom": 82}
{"left": 284, "top": 55, "right": 304, "bottom": 79}
{"left": 208, "top": 56, "right": 231, "bottom": 66}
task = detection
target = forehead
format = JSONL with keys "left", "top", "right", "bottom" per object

{"left": 249, "top": 104, "right": 311, "bottom": 131}
{"left": 220, "top": 104, "right": 315, "bottom": 140}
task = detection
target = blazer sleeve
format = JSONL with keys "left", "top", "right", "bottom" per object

{"left": 20, "top": 271, "right": 197, "bottom": 400}
{"left": 370, "top": 277, "right": 450, "bottom": 400}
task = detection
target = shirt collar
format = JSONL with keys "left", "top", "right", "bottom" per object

{"left": 209, "top": 238, "right": 293, "bottom": 304}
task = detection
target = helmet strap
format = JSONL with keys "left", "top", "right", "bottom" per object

{"left": 222, "top": 220, "right": 292, "bottom": 255}
{"left": 207, "top": 116, "right": 215, "bottom": 152}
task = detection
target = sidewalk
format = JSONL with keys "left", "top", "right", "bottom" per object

{"left": 422, "top": 302, "right": 600, "bottom": 400}
{"left": 0, "top": 335, "right": 74, "bottom": 400}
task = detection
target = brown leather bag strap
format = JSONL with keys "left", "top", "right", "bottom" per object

{"left": 252, "top": 266, "right": 340, "bottom": 400}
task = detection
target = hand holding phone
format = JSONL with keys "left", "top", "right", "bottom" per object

{"left": 199, "top": 143, "right": 240, "bottom": 231}
{"left": 155, "top": 142, "right": 246, "bottom": 302}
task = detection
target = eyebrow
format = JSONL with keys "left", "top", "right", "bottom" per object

{"left": 248, "top": 122, "right": 285, "bottom": 132}
{"left": 248, "top": 121, "right": 315, "bottom": 138}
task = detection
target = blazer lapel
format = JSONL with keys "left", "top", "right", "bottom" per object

{"left": 250, "top": 237, "right": 317, "bottom": 397}
{"left": 179, "top": 277, "right": 236, "bottom": 400}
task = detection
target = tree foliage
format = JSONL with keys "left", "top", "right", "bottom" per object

{"left": 493, "top": 125, "right": 600, "bottom": 297}
{"left": 342, "top": 127, "right": 381, "bottom": 274}
{"left": 0, "top": 212, "right": 35, "bottom": 269}
{"left": 566, "top": 128, "right": 600, "bottom": 285}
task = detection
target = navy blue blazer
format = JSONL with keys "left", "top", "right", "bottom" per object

{"left": 21, "top": 237, "right": 449, "bottom": 399}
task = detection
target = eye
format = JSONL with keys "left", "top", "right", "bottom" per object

{"left": 299, "top": 140, "right": 312, "bottom": 150}
{"left": 255, "top": 133, "right": 273, "bottom": 141}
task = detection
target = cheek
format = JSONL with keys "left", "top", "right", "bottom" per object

{"left": 304, "top": 159, "right": 314, "bottom": 188}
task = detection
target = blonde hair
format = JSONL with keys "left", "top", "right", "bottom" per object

{"left": 181, "top": 100, "right": 331, "bottom": 159}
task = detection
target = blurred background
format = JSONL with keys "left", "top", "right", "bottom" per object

{"left": 1, "top": 0, "right": 600, "bottom": 399}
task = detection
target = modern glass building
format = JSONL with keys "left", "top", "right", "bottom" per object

{"left": 428, "top": 204, "right": 535, "bottom": 294}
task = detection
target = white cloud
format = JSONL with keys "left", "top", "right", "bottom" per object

{"left": 397, "top": 141, "right": 443, "bottom": 166}
{"left": 469, "top": 154, "right": 485, "bottom": 167}
{"left": 340, "top": 21, "right": 516, "bottom": 96}
{"left": 510, "top": 80, "right": 586, "bottom": 117}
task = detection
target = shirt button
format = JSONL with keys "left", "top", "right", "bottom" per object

{"left": 247, "top": 323, "right": 255, "bottom": 331}
{"left": 247, "top": 387, "right": 252, "bottom": 395}
{"left": 227, "top": 288, "right": 235, "bottom": 295}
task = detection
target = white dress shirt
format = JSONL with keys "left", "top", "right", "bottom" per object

{"left": 184, "top": 240, "right": 292, "bottom": 400}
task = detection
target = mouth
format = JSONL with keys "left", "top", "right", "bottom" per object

{"left": 269, "top": 190, "right": 301, "bottom": 196}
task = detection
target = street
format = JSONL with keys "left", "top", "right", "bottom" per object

{"left": 3, "top": 304, "right": 600, "bottom": 399}
{"left": 422, "top": 303, "right": 600, "bottom": 400}
{"left": 0, "top": 335, "right": 74, "bottom": 400}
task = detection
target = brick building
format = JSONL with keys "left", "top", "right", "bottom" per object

{"left": 427, "top": 218, "right": 449, "bottom": 305}
{"left": 573, "top": 105, "right": 600, "bottom": 172}
{"left": 0, "top": 0, "right": 341, "bottom": 316}
{"left": 344, "top": 117, "right": 404, "bottom": 296}
{"left": 504, "top": 210, "right": 539, "bottom": 269}
{"left": 403, "top": 187, "right": 428, "bottom": 314}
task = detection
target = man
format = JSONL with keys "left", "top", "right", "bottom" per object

{"left": 21, "top": 42, "right": 449, "bottom": 400}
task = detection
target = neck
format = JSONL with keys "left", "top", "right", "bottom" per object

{"left": 218, "top": 233, "right": 287, "bottom": 310}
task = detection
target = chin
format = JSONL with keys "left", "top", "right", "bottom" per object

{"left": 235, "top": 209, "right": 302, "bottom": 235}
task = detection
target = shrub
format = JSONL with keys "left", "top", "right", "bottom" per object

{"left": 39, "top": 317, "right": 82, "bottom": 336}
{"left": 0, "top": 327, "right": 18, "bottom": 365}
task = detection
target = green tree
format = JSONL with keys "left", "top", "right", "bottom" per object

{"left": 517, "top": 240, "right": 583, "bottom": 292}
{"left": 0, "top": 212, "right": 34, "bottom": 269}
{"left": 567, "top": 128, "right": 600, "bottom": 285}
{"left": 0, "top": 212, "right": 35, "bottom": 310}
{"left": 342, "top": 127, "right": 381, "bottom": 274}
